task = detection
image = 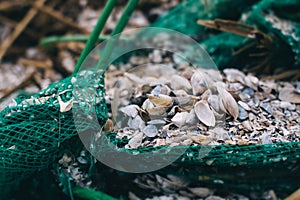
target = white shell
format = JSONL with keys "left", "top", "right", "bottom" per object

{"left": 120, "top": 105, "right": 140, "bottom": 118}
{"left": 142, "top": 125, "right": 158, "bottom": 137}
{"left": 171, "top": 112, "right": 189, "bottom": 128}
{"left": 194, "top": 100, "right": 215, "bottom": 127}
{"left": 170, "top": 74, "right": 192, "bottom": 91}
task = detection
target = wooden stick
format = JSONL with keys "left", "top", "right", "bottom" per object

{"left": 32, "top": 3, "right": 90, "bottom": 34}
{"left": 0, "top": 0, "right": 46, "bottom": 61}
{"left": 0, "top": 0, "right": 30, "bottom": 11}
{"left": 18, "top": 58, "right": 53, "bottom": 69}
{"left": 0, "top": 15, "right": 39, "bottom": 38}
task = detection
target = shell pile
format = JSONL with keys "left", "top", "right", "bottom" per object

{"left": 104, "top": 51, "right": 300, "bottom": 149}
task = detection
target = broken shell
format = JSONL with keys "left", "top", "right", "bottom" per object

{"left": 120, "top": 105, "right": 140, "bottom": 118}
{"left": 188, "top": 187, "right": 211, "bottom": 198}
{"left": 148, "top": 94, "right": 173, "bottom": 107}
{"left": 174, "top": 96, "right": 192, "bottom": 105}
{"left": 201, "top": 89, "right": 212, "bottom": 101}
{"left": 146, "top": 106, "right": 167, "bottom": 117}
{"left": 171, "top": 112, "right": 189, "bottom": 128}
{"left": 194, "top": 100, "right": 215, "bottom": 127}
{"left": 238, "top": 101, "right": 251, "bottom": 111}
{"left": 188, "top": 133, "right": 209, "bottom": 144}
{"left": 279, "top": 87, "right": 300, "bottom": 103}
{"left": 128, "top": 132, "right": 144, "bottom": 149}
{"left": 58, "top": 96, "right": 73, "bottom": 112}
{"left": 242, "top": 120, "right": 253, "bottom": 132}
{"left": 142, "top": 99, "right": 154, "bottom": 110}
{"left": 147, "top": 119, "right": 166, "bottom": 125}
{"left": 185, "top": 109, "right": 198, "bottom": 125}
{"left": 128, "top": 115, "right": 145, "bottom": 130}
{"left": 151, "top": 84, "right": 171, "bottom": 96}
{"left": 223, "top": 68, "right": 246, "bottom": 84}
{"left": 170, "top": 74, "right": 192, "bottom": 91}
{"left": 142, "top": 125, "right": 158, "bottom": 137}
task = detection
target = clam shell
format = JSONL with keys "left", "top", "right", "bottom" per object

{"left": 224, "top": 68, "right": 246, "bottom": 84}
{"left": 148, "top": 94, "right": 173, "bottom": 107}
{"left": 151, "top": 84, "right": 171, "bottom": 96}
{"left": 207, "top": 94, "right": 220, "bottom": 112}
{"left": 185, "top": 109, "right": 198, "bottom": 125}
{"left": 146, "top": 106, "right": 167, "bottom": 117}
{"left": 279, "top": 87, "right": 300, "bottom": 103}
{"left": 171, "top": 112, "right": 189, "bottom": 128}
{"left": 170, "top": 74, "right": 192, "bottom": 91}
{"left": 128, "top": 132, "right": 143, "bottom": 149}
{"left": 120, "top": 105, "right": 140, "bottom": 118}
{"left": 128, "top": 115, "right": 145, "bottom": 130}
{"left": 190, "top": 71, "right": 208, "bottom": 95}
{"left": 217, "top": 85, "right": 239, "bottom": 120}
{"left": 194, "top": 100, "right": 215, "bottom": 127}
{"left": 142, "top": 99, "right": 154, "bottom": 110}
{"left": 142, "top": 124, "right": 158, "bottom": 137}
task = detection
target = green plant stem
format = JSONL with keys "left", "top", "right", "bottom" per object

{"left": 73, "top": 0, "right": 117, "bottom": 75}
{"left": 96, "top": 0, "right": 140, "bottom": 70}
{"left": 40, "top": 35, "right": 111, "bottom": 47}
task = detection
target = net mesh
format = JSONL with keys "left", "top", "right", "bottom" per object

{"left": 1, "top": 0, "right": 300, "bottom": 198}
{"left": 0, "top": 74, "right": 107, "bottom": 197}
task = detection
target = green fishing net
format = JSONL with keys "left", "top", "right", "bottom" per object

{"left": 0, "top": 73, "right": 107, "bottom": 197}
{"left": 153, "top": 0, "right": 300, "bottom": 70}
{"left": 1, "top": 0, "right": 300, "bottom": 198}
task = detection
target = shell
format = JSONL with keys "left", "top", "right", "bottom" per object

{"left": 151, "top": 84, "right": 171, "bottom": 96}
{"left": 190, "top": 71, "right": 208, "bottom": 95}
{"left": 170, "top": 74, "right": 192, "bottom": 91}
{"left": 194, "top": 100, "right": 215, "bottom": 127}
{"left": 142, "top": 99, "right": 154, "bottom": 110}
{"left": 58, "top": 96, "right": 73, "bottom": 112}
{"left": 217, "top": 85, "right": 239, "bottom": 119}
{"left": 185, "top": 109, "right": 198, "bottom": 125}
{"left": 128, "top": 115, "right": 145, "bottom": 130}
{"left": 119, "top": 105, "right": 140, "bottom": 118}
{"left": 128, "top": 132, "right": 143, "bottom": 149}
{"left": 142, "top": 124, "right": 158, "bottom": 137}
{"left": 279, "top": 87, "right": 300, "bottom": 103}
{"left": 223, "top": 68, "right": 246, "bottom": 84}
{"left": 146, "top": 106, "right": 167, "bottom": 117}
{"left": 148, "top": 94, "right": 173, "bottom": 107}
{"left": 207, "top": 94, "right": 220, "bottom": 112}
{"left": 171, "top": 112, "right": 189, "bottom": 128}
{"left": 188, "top": 188, "right": 211, "bottom": 198}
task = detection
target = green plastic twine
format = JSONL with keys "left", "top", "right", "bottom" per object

{"left": 96, "top": 0, "right": 140, "bottom": 70}
{"left": 73, "top": 0, "right": 117, "bottom": 75}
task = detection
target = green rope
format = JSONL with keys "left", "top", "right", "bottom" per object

{"left": 73, "top": 187, "right": 117, "bottom": 200}
{"left": 73, "top": 0, "right": 117, "bottom": 75}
